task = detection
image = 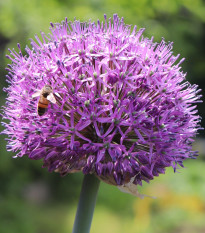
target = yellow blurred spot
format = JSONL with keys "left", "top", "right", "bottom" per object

{"left": 148, "top": 184, "right": 205, "bottom": 213}
{"left": 133, "top": 184, "right": 205, "bottom": 232}
{"left": 133, "top": 197, "right": 152, "bottom": 233}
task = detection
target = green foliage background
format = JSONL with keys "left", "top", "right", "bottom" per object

{"left": 0, "top": 0, "right": 205, "bottom": 233}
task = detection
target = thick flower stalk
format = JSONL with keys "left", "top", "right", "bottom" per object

{"left": 2, "top": 14, "right": 202, "bottom": 193}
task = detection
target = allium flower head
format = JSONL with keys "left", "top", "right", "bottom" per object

{"left": 2, "top": 14, "right": 202, "bottom": 193}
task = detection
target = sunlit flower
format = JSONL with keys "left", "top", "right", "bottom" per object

{"left": 2, "top": 14, "right": 202, "bottom": 193}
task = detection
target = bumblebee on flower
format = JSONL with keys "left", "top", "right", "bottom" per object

{"left": 2, "top": 14, "right": 202, "bottom": 196}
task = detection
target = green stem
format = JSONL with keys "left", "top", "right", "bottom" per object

{"left": 72, "top": 174, "right": 100, "bottom": 233}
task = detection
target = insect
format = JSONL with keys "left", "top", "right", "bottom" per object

{"left": 32, "top": 85, "right": 56, "bottom": 116}
{"left": 118, "top": 176, "right": 155, "bottom": 199}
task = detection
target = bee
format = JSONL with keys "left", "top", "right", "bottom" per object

{"left": 32, "top": 85, "right": 56, "bottom": 116}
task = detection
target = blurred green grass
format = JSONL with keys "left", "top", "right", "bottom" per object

{"left": 0, "top": 159, "right": 205, "bottom": 233}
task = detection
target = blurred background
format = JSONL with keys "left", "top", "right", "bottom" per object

{"left": 0, "top": 0, "right": 205, "bottom": 232}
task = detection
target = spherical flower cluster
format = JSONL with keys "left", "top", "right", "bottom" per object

{"left": 2, "top": 14, "right": 202, "bottom": 191}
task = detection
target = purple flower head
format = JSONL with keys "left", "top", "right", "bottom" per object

{"left": 2, "top": 14, "right": 202, "bottom": 193}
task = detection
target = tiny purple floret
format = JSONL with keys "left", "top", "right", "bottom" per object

{"left": 2, "top": 14, "right": 202, "bottom": 190}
